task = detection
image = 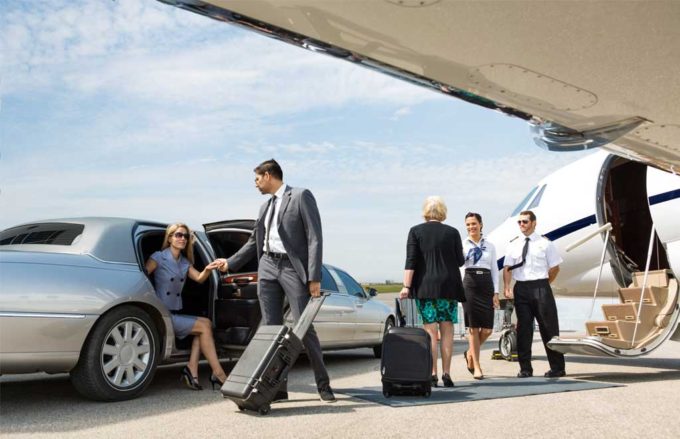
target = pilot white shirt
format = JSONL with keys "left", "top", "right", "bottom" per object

{"left": 263, "top": 183, "right": 287, "bottom": 254}
{"left": 462, "top": 237, "right": 500, "bottom": 293}
{"left": 504, "top": 232, "right": 563, "bottom": 281}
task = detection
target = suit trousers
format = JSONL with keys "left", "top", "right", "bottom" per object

{"left": 257, "top": 254, "right": 330, "bottom": 391}
{"left": 513, "top": 279, "right": 565, "bottom": 373}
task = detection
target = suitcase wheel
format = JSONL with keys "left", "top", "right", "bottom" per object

{"left": 258, "top": 404, "right": 271, "bottom": 416}
{"left": 424, "top": 390, "right": 431, "bottom": 398}
{"left": 236, "top": 405, "right": 245, "bottom": 412}
{"left": 382, "top": 389, "right": 391, "bottom": 398}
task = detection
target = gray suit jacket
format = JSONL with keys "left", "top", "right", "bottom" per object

{"left": 227, "top": 185, "right": 323, "bottom": 283}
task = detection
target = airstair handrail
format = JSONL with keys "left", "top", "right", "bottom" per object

{"left": 631, "top": 224, "right": 656, "bottom": 347}
{"left": 566, "top": 223, "right": 613, "bottom": 252}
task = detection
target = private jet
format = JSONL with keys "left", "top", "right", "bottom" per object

{"left": 157, "top": 0, "right": 680, "bottom": 358}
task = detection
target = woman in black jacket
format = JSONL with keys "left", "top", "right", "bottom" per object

{"left": 399, "top": 196, "right": 465, "bottom": 387}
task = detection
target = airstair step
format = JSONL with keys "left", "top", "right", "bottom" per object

{"left": 585, "top": 320, "right": 655, "bottom": 348}
{"left": 602, "top": 303, "right": 658, "bottom": 322}
{"left": 619, "top": 286, "right": 668, "bottom": 307}
{"left": 632, "top": 270, "right": 669, "bottom": 288}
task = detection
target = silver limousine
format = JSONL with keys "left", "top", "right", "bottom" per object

{"left": 0, "top": 218, "right": 394, "bottom": 401}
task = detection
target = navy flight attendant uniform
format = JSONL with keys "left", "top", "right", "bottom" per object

{"left": 504, "top": 232, "right": 565, "bottom": 375}
{"left": 150, "top": 248, "right": 197, "bottom": 338}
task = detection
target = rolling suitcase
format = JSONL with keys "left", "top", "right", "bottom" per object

{"left": 220, "top": 293, "right": 327, "bottom": 415}
{"left": 381, "top": 298, "right": 432, "bottom": 397}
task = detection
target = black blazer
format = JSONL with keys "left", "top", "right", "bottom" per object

{"left": 405, "top": 221, "right": 465, "bottom": 301}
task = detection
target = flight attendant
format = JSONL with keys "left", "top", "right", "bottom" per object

{"left": 503, "top": 210, "right": 565, "bottom": 378}
{"left": 461, "top": 213, "right": 500, "bottom": 380}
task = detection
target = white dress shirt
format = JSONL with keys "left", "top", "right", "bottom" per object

{"left": 263, "top": 183, "right": 288, "bottom": 254}
{"left": 462, "top": 237, "right": 500, "bottom": 293}
{"left": 504, "top": 232, "right": 563, "bottom": 281}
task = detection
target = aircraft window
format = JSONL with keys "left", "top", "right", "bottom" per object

{"left": 511, "top": 186, "right": 538, "bottom": 216}
{"left": 527, "top": 184, "right": 547, "bottom": 210}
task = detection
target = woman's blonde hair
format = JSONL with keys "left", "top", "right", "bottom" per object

{"left": 422, "top": 196, "right": 447, "bottom": 222}
{"left": 161, "top": 223, "right": 195, "bottom": 264}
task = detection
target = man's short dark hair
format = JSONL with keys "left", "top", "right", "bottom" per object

{"left": 519, "top": 210, "right": 536, "bottom": 221}
{"left": 254, "top": 159, "right": 283, "bottom": 180}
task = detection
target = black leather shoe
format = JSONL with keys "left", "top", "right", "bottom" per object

{"left": 431, "top": 375, "right": 438, "bottom": 387}
{"left": 180, "top": 366, "right": 203, "bottom": 390}
{"left": 517, "top": 370, "right": 533, "bottom": 378}
{"left": 318, "top": 385, "right": 336, "bottom": 403}
{"left": 272, "top": 391, "right": 289, "bottom": 403}
{"left": 544, "top": 370, "right": 566, "bottom": 378}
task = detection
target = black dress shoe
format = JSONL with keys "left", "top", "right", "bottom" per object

{"left": 517, "top": 370, "right": 533, "bottom": 378}
{"left": 272, "top": 391, "right": 289, "bottom": 403}
{"left": 544, "top": 370, "right": 566, "bottom": 378}
{"left": 180, "top": 366, "right": 203, "bottom": 390}
{"left": 318, "top": 385, "right": 336, "bottom": 403}
{"left": 431, "top": 375, "right": 438, "bottom": 387}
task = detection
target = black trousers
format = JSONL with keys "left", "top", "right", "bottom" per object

{"left": 514, "top": 279, "right": 565, "bottom": 373}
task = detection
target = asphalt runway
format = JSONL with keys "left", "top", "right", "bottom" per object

{"left": 2, "top": 337, "right": 680, "bottom": 439}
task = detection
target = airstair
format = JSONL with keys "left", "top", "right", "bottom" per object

{"left": 548, "top": 224, "right": 680, "bottom": 357}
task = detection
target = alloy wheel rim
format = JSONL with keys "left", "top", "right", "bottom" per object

{"left": 100, "top": 319, "right": 152, "bottom": 389}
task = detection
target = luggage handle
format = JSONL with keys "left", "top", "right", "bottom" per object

{"left": 395, "top": 298, "right": 419, "bottom": 328}
{"left": 291, "top": 292, "right": 330, "bottom": 339}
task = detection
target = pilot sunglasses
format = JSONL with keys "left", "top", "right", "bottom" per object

{"left": 517, "top": 219, "right": 531, "bottom": 225}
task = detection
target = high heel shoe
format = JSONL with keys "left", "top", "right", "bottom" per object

{"left": 180, "top": 366, "right": 203, "bottom": 390}
{"left": 463, "top": 350, "right": 474, "bottom": 375}
{"left": 209, "top": 374, "right": 226, "bottom": 391}
{"left": 442, "top": 373, "right": 454, "bottom": 388}
{"left": 431, "top": 374, "right": 438, "bottom": 388}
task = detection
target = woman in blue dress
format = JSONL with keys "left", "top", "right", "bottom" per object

{"left": 145, "top": 223, "right": 227, "bottom": 390}
{"left": 399, "top": 196, "right": 466, "bottom": 388}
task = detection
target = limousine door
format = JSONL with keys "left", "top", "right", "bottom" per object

{"left": 203, "top": 220, "right": 261, "bottom": 348}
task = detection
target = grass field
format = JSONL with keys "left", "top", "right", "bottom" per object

{"left": 363, "top": 283, "right": 401, "bottom": 294}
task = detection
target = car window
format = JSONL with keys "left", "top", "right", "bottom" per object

{"left": 335, "top": 269, "right": 366, "bottom": 298}
{"left": 527, "top": 184, "right": 547, "bottom": 210}
{"left": 510, "top": 186, "right": 538, "bottom": 216}
{"left": 321, "top": 266, "right": 339, "bottom": 292}
{"left": 327, "top": 267, "right": 348, "bottom": 294}
{"left": 0, "top": 223, "right": 84, "bottom": 246}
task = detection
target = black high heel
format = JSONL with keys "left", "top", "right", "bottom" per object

{"left": 442, "top": 373, "right": 454, "bottom": 388}
{"left": 431, "top": 374, "right": 438, "bottom": 388}
{"left": 180, "top": 366, "right": 203, "bottom": 390}
{"left": 209, "top": 374, "right": 226, "bottom": 391}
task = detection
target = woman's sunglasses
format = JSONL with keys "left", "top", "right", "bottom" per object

{"left": 173, "top": 232, "right": 190, "bottom": 240}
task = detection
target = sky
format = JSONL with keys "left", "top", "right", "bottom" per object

{"left": 0, "top": 0, "right": 592, "bottom": 282}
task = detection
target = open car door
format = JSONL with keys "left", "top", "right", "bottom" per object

{"left": 203, "top": 220, "right": 261, "bottom": 349}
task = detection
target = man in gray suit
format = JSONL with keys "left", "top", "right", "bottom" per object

{"left": 217, "top": 159, "right": 335, "bottom": 403}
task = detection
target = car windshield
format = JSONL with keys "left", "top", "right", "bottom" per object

{"left": 0, "top": 223, "right": 84, "bottom": 246}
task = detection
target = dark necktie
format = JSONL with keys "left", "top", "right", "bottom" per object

{"left": 265, "top": 195, "right": 277, "bottom": 253}
{"left": 508, "top": 237, "right": 530, "bottom": 271}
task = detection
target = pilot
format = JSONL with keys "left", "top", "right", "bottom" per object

{"left": 503, "top": 210, "right": 566, "bottom": 378}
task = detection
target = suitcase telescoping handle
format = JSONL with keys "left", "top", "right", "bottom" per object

{"left": 292, "top": 292, "right": 329, "bottom": 339}
{"left": 395, "top": 298, "right": 419, "bottom": 328}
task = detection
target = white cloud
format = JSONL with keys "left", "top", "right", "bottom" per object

{"left": 390, "top": 106, "right": 411, "bottom": 120}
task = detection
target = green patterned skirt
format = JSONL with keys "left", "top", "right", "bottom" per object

{"left": 415, "top": 298, "right": 459, "bottom": 324}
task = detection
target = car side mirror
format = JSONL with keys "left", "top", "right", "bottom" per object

{"left": 367, "top": 287, "right": 378, "bottom": 297}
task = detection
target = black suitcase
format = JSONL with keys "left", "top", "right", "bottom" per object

{"left": 380, "top": 298, "right": 432, "bottom": 397}
{"left": 220, "top": 293, "right": 327, "bottom": 415}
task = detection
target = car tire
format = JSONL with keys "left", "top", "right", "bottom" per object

{"left": 373, "top": 317, "right": 395, "bottom": 359}
{"left": 70, "top": 305, "right": 160, "bottom": 401}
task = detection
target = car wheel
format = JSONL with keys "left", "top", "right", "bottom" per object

{"left": 70, "top": 305, "right": 160, "bottom": 401}
{"left": 499, "top": 328, "right": 517, "bottom": 361}
{"left": 373, "top": 317, "right": 395, "bottom": 359}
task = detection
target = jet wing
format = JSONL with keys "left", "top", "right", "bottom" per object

{"left": 160, "top": 0, "right": 680, "bottom": 173}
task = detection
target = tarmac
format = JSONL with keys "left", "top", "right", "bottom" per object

{"left": 2, "top": 293, "right": 680, "bottom": 438}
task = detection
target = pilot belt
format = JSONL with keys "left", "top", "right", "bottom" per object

{"left": 465, "top": 268, "right": 490, "bottom": 275}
